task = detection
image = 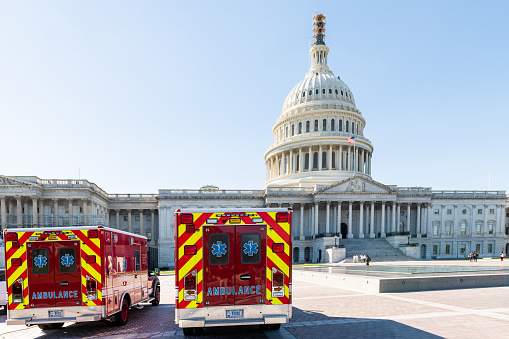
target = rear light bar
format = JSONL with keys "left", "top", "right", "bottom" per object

{"left": 184, "top": 269, "right": 197, "bottom": 301}
{"left": 184, "top": 245, "right": 197, "bottom": 255}
{"left": 85, "top": 255, "right": 96, "bottom": 264}
{"left": 12, "top": 278, "right": 23, "bottom": 303}
{"left": 11, "top": 258, "right": 22, "bottom": 267}
{"left": 87, "top": 230, "right": 98, "bottom": 238}
{"left": 272, "top": 243, "right": 284, "bottom": 253}
{"left": 276, "top": 212, "right": 288, "bottom": 223}
{"left": 86, "top": 275, "right": 98, "bottom": 300}
{"left": 252, "top": 217, "right": 263, "bottom": 223}
{"left": 206, "top": 218, "right": 218, "bottom": 224}
{"left": 180, "top": 214, "right": 193, "bottom": 224}
{"left": 229, "top": 217, "right": 241, "bottom": 224}
{"left": 271, "top": 267, "right": 284, "bottom": 297}
{"left": 6, "top": 233, "right": 18, "bottom": 241}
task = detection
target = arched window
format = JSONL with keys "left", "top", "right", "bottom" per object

{"left": 351, "top": 123, "right": 355, "bottom": 134}
{"left": 329, "top": 88, "right": 332, "bottom": 94}
{"left": 322, "top": 119, "right": 327, "bottom": 131}
{"left": 315, "top": 89, "right": 318, "bottom": 95}
{"left": 331, "top": 119, "right": 335, "bottom": 131}
{"left": 346, "top": 120, "right": 349, "bottom": 133}
{"left": 292, "top": 124, "right": 295, "bottom": 136}
{"left": 339, "top": 120, "right": 342, "bottom": 131}
{"left": 335, "top": 89, "right": 338, "bottom": 95}
{"left": 298, "top": 122, "right": 302, "bottom": 134}
{"left": 305, "top": 153, "right": 309, "bottom": 170}
{"left": 341, "top": 90, "right": 344, "bottom": 96}
{"left": 303, "top": 91, "right": 305, "bottom": 97}
{"left": 460, "top": 221, "right": 467, "bottom": 235}
{"left": 313, "top": 152, "right": 318, "bottom": 169}
{"left": 306, "top": 121, "right": 310, "bottom": 133}
{"left": 357, "top": 124, "right": 359, "bottom": 135}
{"left": 322, "top": 89, "right": 325, "bottom": 94}
{"left": 322, "top": 152, "right": 327, "bottom": 168}
{"left": 332, "top": 151, "right": 336, "bottom": 168}
{"left": 309, "top": 90, "right": 312, "bottom": 96}
{"left": 314, "top": 120, "right": 318, "bottom": 132}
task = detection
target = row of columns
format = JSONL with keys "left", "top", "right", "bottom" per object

{"left": 114, "top": 209, "right": 156, "bottom": 241}
{"left": 0, "top": 196, "right": 108, "bottom": 230}
{"left": 435, "top": 204, "right": 506, "bottom": 236}
{"left": 266, "top": 144, "right": 372, "bottom": 180}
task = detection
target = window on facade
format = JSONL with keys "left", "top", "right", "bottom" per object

{"left": 346, "top": 121, "right": 349, "bottom": 132}
{"left": 352, "top": 123, "right": 355, "bottom": 134}
{"left": 488, "top": 243, "right": 493, "bottom": 253}
{"left": 313, "top": 152, "right": 318, "bottom": 169}
{"left": 306, "top": 121, "right": 310, "bottom": 133}
{"left": 322, "top": 152, "right": 327, "bottom": 168}
{"left": 305, "top": 153, "right": 309, "bottom": 170}
{"left": 476, "top": 223, "right": 482, "bottom": 235}
{"left": 315, "top": 89, "right": 318, "bottom": 95}
{"left": 445, "top": 224, "right": 451, "bottom": 235}
{"left": 322, "top": 89, "right": 325, "bottom": 94}
{"left": 331, "top": 119, "right": 335, "bottom": 131}
{"left": 447, "top": 209, "right": 452, "bottom": 215}
{"left": 332, "top": 152, "right": 336, "bottom": 168}
{"left": 460, "top": 221, "right": 467, "bottom": 235}
{"left": 460, "top": 244, "right": 466, "bottom": 255}
{"left": 303, "top": 91, "right": 305, "bottom": 97}
{"left": 339, "top": 120, "right": 342, "bottom": 131}
{"left": 432, "top": 244, "right": 438, "bottom": 255}
{"left": 335, "top": 89, "right": 338, "bottom": 94}
{"left": 433, "top": 225, "right": 439, "bottom": 236}
{"left": 135, "top": 216, "right": 140, "bottom": 221}
{"left": 434, "top": 209, "right": 439, "bottom": 215}
{"left": 314, "top": 120, "right": 318, "bottom": 132}
{"left": 341, "top": 90, "right": 344, "bottom": 95}
{"left": 296, "top": 155, "right": 300, "bottom": 171}
{"left": 147, "top": 216, "right": 151, "bottom": 221}
{"left": 292, "top": 124, "right": 295, "bottom": 136}
{"left": 490, "top": 209, "right": 495, "bottom": 214}
{"left": 445, "top": 244, "right": 451, "bottom": 255}
{"left": 488, "top": 222, "right": 494, "bottom": 234}
{"left": 286, "top": 127, "right": 288, "bottom": 138}
{"left": 476, "top": 243, "right": 481, "bottom": 253}
{"left": 323, "top": 119, "right": 327, "bottom": 131}
{"left": 51, "top": 207, "right": 55, "bottom": 213}
{"left": 309, "top": 90, "right": 312, "bottom": 96}
{"left": 478, "top": 209, "right": 482, "bottom": 214}
{"left": 329, "top": 89, "right": 332, "bottom": 94}
{"left": 298, "top": 122, "right": 302, "bottom": 134}
{"left": 462, "top": 209, "right": 467, "bottom": 214}
{"left": 124, "top": 216, "right": 128, "bottom": 221}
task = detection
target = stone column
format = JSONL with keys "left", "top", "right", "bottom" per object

{"left": 299, "top": 148, "right": 303, "bottom": 173}
{"left": 1, "top": 197, "right": 6, "bottom": 230}
{"left": 359, "top": 202, "right": 364, "bottom": 238}
{"left": 16, "top": 197, "right": 22, "bottom": 228}
{"left": 151, "top": 209, "right": 155, "bottom": 244}
{"left": 381, "top": 202, "right": 386, "bottom": 237}
{"left": 396, "top": 203, "right": 401, "bottom": 233}
{"left": 68, "top": 199, "right": 73, "bottom": 226}
{"left": 300, "top": 204, "right": 304, "bottom": 240}
{"left": 128, "top": 209, "right": 132, "bottom": 233}
{"left": 328, "top": 145, "right": 333, "bottom": 169}
{"left": 337, "top": 202, "right": 342, "bottom": 237}
{"left": 32, "top": 197, "right": 38, "bottom": 227}
{"left": 361, "top": 149, "right": 365, "bottom": 173}
{"left": 440, "top": 205, "right": 445, "bottom": 236}
{"left": 23, "top": 201, "right": 28, "bottom": 227}
{"left": 314, "top": 202, "right": 319, "bottom": 235}
{"left": 115, "top": 210, "right": 120, "bottom": 229}
{"left": 417, "top": 204, "right": 421, "bottom": 237}
{"left": 370, "top": 201, "right": 375, "bottom": 238}
{"left": 139, "top": 209, "right": 144, "bottom": 236}
{"left": 348, "top": 146, "right": 351, "bottom": 171}
{"left": 392, "top": 203, "right": 396, "bottom": 233}
{"left": 39, "top": 200, "right": 44, "bottom": 227}
{"left": 325, "top": 202, "right": 330, "bottom": 234}
{"left": 407, "top": 204, "right": 411, "bottom": 234}
{"left": 83, "top": 200, "right": 88, "bottom": 225}
{"left": 339, "top": 145, "right": 343, "bottom": 170}
{"left": 53, "top": 199, "right": 59, "bottom": 227}
{"left": 289, "top": 149, "right": 293, "bottom": 174}
{"left": 347, "top": 202, "right": 353, "bottom": 238}
{"left": 318, "top": 145, "right": 323, "bottom": 170}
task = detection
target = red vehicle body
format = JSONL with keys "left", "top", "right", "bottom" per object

{"left": 4, "top": 226, "right": 160, "bottom": 328}
{"left": 174, "top": 208, "right": 292, "bottom": 336}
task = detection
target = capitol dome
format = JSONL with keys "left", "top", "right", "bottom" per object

{"left": 264, "top": 14, "right": 374, "bottom": 188}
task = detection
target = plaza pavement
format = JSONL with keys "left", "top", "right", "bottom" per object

{"left": 0, "top": 260, "right": 507, "bottom": 338}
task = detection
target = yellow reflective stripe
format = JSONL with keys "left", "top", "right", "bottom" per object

{"left": 178, "top": 230, "right": 202, "bottom": 260}
{"left": 267, "top": 230, "right": 290, "bottom": 257}
{"left": 7, "top": 261, "right": 27, "bottom": 286}
{"left": 178, "top": 247, "right": 202, "bottom": 279}
{"left": 267, "top": 251, "right": 289, "bottom": 277}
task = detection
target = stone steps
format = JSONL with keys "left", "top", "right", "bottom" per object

{"left": 338, "top": 238, "right": 415, "bottom": 262}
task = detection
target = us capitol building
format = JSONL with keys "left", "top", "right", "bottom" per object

{"left": 1, "top": 15, "right": 508, "bottom": 267}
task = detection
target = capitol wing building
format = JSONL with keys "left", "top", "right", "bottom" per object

{"left": 1, "top": 16, "right": 508, "bottom": 267}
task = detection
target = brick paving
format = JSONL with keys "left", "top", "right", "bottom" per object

{"left": 1, "top": 263, "right": 509, "bottom": 338}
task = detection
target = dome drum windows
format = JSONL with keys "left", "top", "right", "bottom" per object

{"left": 298, "top": 122, "right": 302, "bottom": 134}
{"left": 331, "top": 119, "right": 335, "bottom": 131}
{"left": 346, "top": 120, "right": 349, "bottom": 133}
{"left": 306, "top": 121, "right": 310, "bottom": 133}
{"left": 339, "top": 120, "right": 342, "bottom": 131}
{"left": 292, "top": 124, "right": 295, "bottom": 136}
{"left": 312, "top": 152, "right": 318, "bottom": 169}
{"left": 314, "top": 120, "right": 318, "bottom": 132}
{"left": 322, "top": 119, "right": 327, "bottom": 131}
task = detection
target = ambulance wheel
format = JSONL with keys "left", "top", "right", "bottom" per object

{"left": 183, "top": 327, "right": 194, "bottom": 336}
{"left": 151, "top": 285, "right": 160, "bottom": 306}
{"left": 38, "top": 324, "right": 50, "bottom": 330}
{"left": 115, "top": 298, "right": 130, "bottom": 326}
{"left": 47, "top": 323, "right": 64, "bottom": 329}
{"left": 268, "top": 324, "right": 281, "bottom": 330}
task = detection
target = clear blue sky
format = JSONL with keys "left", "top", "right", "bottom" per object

{"left": 1, "top": 1, "right": 508, "bottom": 193}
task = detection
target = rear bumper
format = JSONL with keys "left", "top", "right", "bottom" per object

{"left": 176, "top": 304, "right": 291, "bottom": 328}
{"left": 7, "top": 306, "right": 104, "bottom": 326}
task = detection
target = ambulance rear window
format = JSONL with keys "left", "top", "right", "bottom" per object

{"left": 135, "top": 250, "right": 140, "bottom": 272}
{"left": 32, "top": 248, "right": 50, "bottom": 275}
{"left": 59, "top": 248, "right": 77, "bottom": 273}
{"left": 209, "top": 233, "right": 229, "bottom": 265}
{"left": 241, "top": 233, "right": 261, "bottom": 265}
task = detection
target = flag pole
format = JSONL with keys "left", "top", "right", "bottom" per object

{"left": 353, "top": 137, "right": 356, "bottom": 175}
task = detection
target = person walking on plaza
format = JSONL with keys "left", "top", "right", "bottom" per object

{"left": 366, "top": 255, "right": 371, "bottom": 266}
{"left": 473, "top": 251, "right": 478, "bottom": 262}
{"left": 469, "top": 252, "right": 473, "bottom": 262}
{"left": 501, "top": 251, "right": 505, "bottom": 261}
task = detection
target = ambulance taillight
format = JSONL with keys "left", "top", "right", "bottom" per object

{"left": 184, "top": 270, "right": 197, "bottom": 301}
{"left": 86, "top": 275, "right": 98, "bottom": 300}
{"left": 272, "top": 267, "right": 284, "bottom": 297}
{"left": 180, "top": 214, "right": 193, "bottom": 224}
{"left": 276, "top": 212, "right": 288, "bottom": 223}
{"left": 87, "top": 230, "right": 98, "bottom": 238}
{"left": 12, "top": 278, "right": 23, "bottom": 303}
{"left": 6, "top": 233, "right": 18, "bottom": 241}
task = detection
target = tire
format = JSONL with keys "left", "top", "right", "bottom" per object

{"left": 151, "top": 285, "right": 160, "bottom": 306}
{"left": 183, "top": 327, "right": 194, "bottom": 336}
{"left": 38, "top": 324, "right": 50, "bottom": 330}
{"left": 114, "top": 297, "right": 130, "bottom": 326}
{"left": 269, "top": 324, "right": 281, "bottom": 330}
{"left": 47, "top": 323, "right": 64, "bottom": 329}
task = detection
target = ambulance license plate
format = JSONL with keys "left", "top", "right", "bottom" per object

{"left": 49, "top": 310, "right": 63, "bottom": 318}
{"left": 226, "top": 310, "right": 243, "bottom": 318}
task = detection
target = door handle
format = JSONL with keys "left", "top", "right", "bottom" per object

{"left": 240, "top": 274, "right": 252, "bottom": 280}
{"left": 60, "top": 281, "right": 69, "bottom": 286}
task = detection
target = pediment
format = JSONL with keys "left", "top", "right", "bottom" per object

{"left": 318, "top": 176, "right": 397, "bottom": 194}
{"left": 0, "top": 175, "right": 37, "bottom": 187}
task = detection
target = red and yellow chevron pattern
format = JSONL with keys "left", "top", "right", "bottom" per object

{"left": 5, "top": 231, "right": 32, "bottom": 310}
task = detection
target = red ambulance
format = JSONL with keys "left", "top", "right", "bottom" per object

{"left": 4, "top": 226, "right": 161, "bottom": 329}
{"left": 174, "top": 208, "right": 292, "bottom": 336}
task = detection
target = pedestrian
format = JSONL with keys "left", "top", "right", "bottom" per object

{"left": 366, "top": 255, "right": 371, "bottom": 266}
{"left": 501, "top": 252, "right": 505, "bottom": 262}
{"left": 473, "top": 251, "right": 477, "bottom": 262}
